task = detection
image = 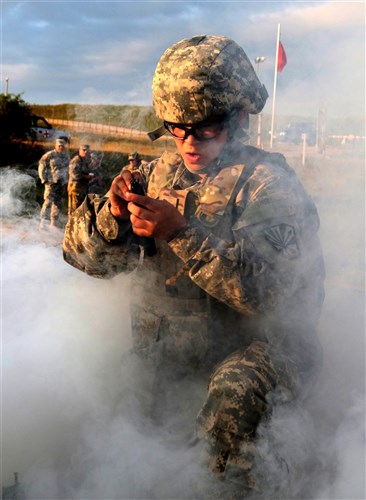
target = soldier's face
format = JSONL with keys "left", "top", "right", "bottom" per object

{"left": 80, "top": 148, "right": 90, "bottom": 158}
{"left": 172, "top": 124, "right": 229, "bottom": 173}
{"left": 55, "top": 144, "right": 65, "bottom": 153}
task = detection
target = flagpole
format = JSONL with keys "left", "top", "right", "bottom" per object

{"left": 270, "top": 23, "right": 281, "bottom": 149}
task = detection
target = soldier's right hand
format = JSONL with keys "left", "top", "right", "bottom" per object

{"left": 109, "top": 170, "right": 144, "bottom": 221}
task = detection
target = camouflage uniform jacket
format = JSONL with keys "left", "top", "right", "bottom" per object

{"left": 63, "top": 141, "right": 325, "bottom": 375}
{"left": 38, "top": 149, "right": 69, "bottom": 185}
{"left": 68, "top": 155, "right": 91, "bottom": 195}
{"left": 88, "top": 166, "right": 104, "bottom": 194}
{"left": 122, "top": 160, "right": 148, "bottom": 174}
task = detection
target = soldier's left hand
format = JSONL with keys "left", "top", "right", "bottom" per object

{"left": 125, "top": 192, "right": 187, "bottom": 242}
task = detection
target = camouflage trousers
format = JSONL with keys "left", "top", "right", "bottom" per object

{"left": 68, "top": 189, "right": 88, "bottom": 217}
{"left": 129, "top": 295, "right": 304, "bottom": 492}
{"left": 40, "top": 182, "right": 65, "bottom": 224}
{"left": 196, "top": 340, "right": 300, "bottom": 489}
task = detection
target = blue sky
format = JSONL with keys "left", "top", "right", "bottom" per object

{"left": 1, "top": 1, "right": 365, "bottom": 119}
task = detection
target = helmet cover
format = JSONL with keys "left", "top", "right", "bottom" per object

{"left": 152, "top": 34, "right": 268, "bottom": 124}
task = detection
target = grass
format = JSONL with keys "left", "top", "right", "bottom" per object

{"left": 30, "top": 103, "right": 162, "bottom": 132}
{"left": 68, "top": 129, "right": 175, "bottom": 158}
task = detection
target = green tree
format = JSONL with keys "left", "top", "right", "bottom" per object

{"left": 0, "top": 93, "right": 33, "bottom": 143}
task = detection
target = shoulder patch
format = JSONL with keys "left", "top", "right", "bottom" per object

{"left": 263, "top": 224, "right": 299, "bottom": 259}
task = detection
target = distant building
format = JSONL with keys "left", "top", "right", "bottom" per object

{"left": 280, "top": 122, "right": 316, "bottom": 146}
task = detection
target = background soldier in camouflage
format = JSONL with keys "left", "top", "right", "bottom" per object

{"left": 88, "top": 151, "right": 104, "bottom": 195}
{"left": 67, "top": 144, "right": 92, "bottom": 217}
{"left": 63, "top": 35, "right": 325, "bottom": 494}
{"left": 120, "top": 151, "right": 148, "bottom": 178}
{"left": 125, "top": 151, "right": 147, "bottom": 172}
{"left": 38, "top": 137, "right": 69, "bottom": 229}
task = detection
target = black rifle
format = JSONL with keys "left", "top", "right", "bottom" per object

{"left": 129, "top": 178, "right": 157, "bottom": 257}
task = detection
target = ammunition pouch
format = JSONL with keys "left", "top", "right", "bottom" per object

{"left": 130, "top": 294, "right": 209, "bottom": 372}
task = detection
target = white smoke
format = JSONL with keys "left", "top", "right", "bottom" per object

{"left": 0, "top": 167, "right": 39, "bottom": 218}
{"left": 1, "top": 159, "right": 365, "bottom": 499}
{"left": 1, "top": 168, "right": 209, "bottom": 499}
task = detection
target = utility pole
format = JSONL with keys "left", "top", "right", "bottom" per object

{"left": 5, "top": 77, "right": 9, "bottom": 96}
{"left": 316, "top": 102, "right": 326, "bottom": 154}
{"left": 254, "top": 57, "right": 266, "bottom": 148}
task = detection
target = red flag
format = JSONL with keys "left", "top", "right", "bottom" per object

{"left": 277, "top": 41, "right": 287, "bottom": 72}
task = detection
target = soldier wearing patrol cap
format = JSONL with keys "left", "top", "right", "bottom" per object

{"left": 63, "top": 35, "right": 325, "bottom": 494}
{"left": 38, "top": 137, "right": 70, "bottom": 229}
{"left": 67, "top": 143, "right": 93, "bottom": 216}
{"left": 88, "top": 151, "right": 104, "bottom": 195}
{"left": 128, "top": 151, "right": 142, "bottom": 168}
{"left": 119, "top": 150, "right": 148, "bottom": 176}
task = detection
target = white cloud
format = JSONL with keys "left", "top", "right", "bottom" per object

{"left": 250, "top": 1, "right": 364, "bottom": 35}
{"left": 1, "top": 64, "right": 35, "bottom": 91}
{"left": 1, "top": 1, "right": 364, "bottom": 115}
{"left": 84, "top": 40, "right": 153, "bottom": 75}
{"left": 28, "top": 19, "right": 50, "bottom": 30}
{"left": 286, "top": 1, "right": 365, "bottom": 30}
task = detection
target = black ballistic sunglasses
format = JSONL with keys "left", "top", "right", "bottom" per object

{"left": 164, "top": 118, "right": 227, "bottom": 141}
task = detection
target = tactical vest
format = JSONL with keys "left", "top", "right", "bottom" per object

{"left": 130, "top": 148, "right": 276, "bottom": 371}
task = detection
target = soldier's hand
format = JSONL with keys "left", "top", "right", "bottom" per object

{"left": 125, "top": 192, "right": 187, "bottom": 242}
{"left": 109, "top": 170, "right": 144, "bottom": 221}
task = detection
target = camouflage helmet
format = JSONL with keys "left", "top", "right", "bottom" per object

{"left": 128, "top": 151, "right": 141, "bottom": 161}
{"left": 152, "top": 35, "right": 268, "bottom": 125}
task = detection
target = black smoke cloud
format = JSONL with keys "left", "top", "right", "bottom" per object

{"left": 1, "top": 163, "right": 365, "bottom": 499}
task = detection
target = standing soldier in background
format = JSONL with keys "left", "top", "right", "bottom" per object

{"left": 38, "top": 137, "right": 69, "bottom": 230}
{"left": 124, "top": 151, "right": 147, "bottom": 173}
{"left": 67, "top": 144, "right": 92, "bottom": 217}
{"left": 88, "top": 151, "right": 104, "bottom": 195}
{"left": 63, "top": 35, "right": 325, "bottom": 495}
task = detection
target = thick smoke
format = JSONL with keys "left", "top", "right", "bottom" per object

{"left": 1, "top": 158, "right": 365, "bottom": 499}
